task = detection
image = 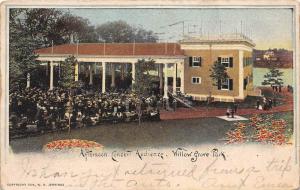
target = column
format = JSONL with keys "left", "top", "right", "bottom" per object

{"left": 102, "top": 62, "right": 106, "bottom": 93}
{"left": 238, "top": 50, "right": 244, "bottom": 99}
{"left": 89, "top": 64, "right": 93, "bottom": 85}
{"left": 26, "top": 73, "right": 30, "bottom": 88}
{"left": 163, "top": 63, "right": 168, "bottom": 99}
{"left": 180, "top": 62, "right": 184, "bottom": 93}
{"left": 111, "top": 63, "right": 115, "bottom": 87}
{"left": 49, "top": 61, "right": 54, "bottom": 90}
{"left": 173, "top": 63, "right": 177, "bottom": 95}
{"left": 75, "top": 62, "right": 79, "bottom": 81}
{"left": 121, "top": 64, "right": 125, "bottom": 80}
{"left": 159, "top": 64, "right": 163, "bottom": 94}
{"left": 132, "top": 62, "right": 136, "bottom": 89}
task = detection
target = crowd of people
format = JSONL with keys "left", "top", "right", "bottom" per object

{"left": 256, "top": 96, "right": 276, "bottom": 111}
{"left": 9, "top": 87, "right": 161, "bottom": 136}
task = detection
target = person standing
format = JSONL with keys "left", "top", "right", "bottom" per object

{"left": 256, "top": 99, "right": 260, "bottom": 110}
{"left": 234, "top": 102, "right": 238, "bottom": 113}
{"left": 173, "top": 99, "right": 177, "bottom": 111}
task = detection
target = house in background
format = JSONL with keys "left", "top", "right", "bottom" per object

{"left": 180, "top": 34, "right": 256, "bottom": 102}
{"left": 34, "top": 33, "right": 258, "bottom": 102}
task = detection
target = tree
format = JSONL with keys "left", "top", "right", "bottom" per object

{"left": 207, "top": 61, "right": 228, "bottom": 105}
{"left": 96, "top": 20, "right": 158, "bottom": 43}
{"left": 132, "top": 59, "right": 156, "bottom": 125}
{"left": 23, "top": 8, "right": 63, "bottom": 47}
{"left": 209, "top": 61, "right": 228, "bottom": 87}
{"left": 60, "top": 56, "right": 78, "bottom": 89}
{"left": 24, "top": 9, "right": 98, "bottom": 47}
{"left": 262, "top": 66, "right": 284, "bottom": 88}
{"left": 9, "top": 9, "right": 40, "bottom": 89}
{"left": 9, "top": 8, "right": 99, "bottom": 89}
{"left": 56, "top": 12, "right": 99, "bottom": 44}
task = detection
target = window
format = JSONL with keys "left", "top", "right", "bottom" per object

{"left": 191, "top": 77, "right": 201, "bottom": 84}
{"left": 218, "top": 78, "right": 233, "bottom": 90}
{"left": 218, "top": 57, "right": 233, "bottom": 67}
{"left": 189, "top": 56, "right": 202, "bottom": 67}
{"left": 221, "top": 57, "right": 230, "bottom": 67}
{"left": 221, "top": 78, "right": 229, "bottom": 90}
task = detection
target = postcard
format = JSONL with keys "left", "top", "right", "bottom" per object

{"left": 0, "top": 0, "right": 299, "bottom": 190}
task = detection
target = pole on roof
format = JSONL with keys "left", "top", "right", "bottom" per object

{"left": 200, "top": 20, "right": 203, "bottom": 36}
{"left": 219, "top": 19, "right": 221, "bottom": 37}
{"left": 173, "top": 43, "right": 176, "bottom": 55}
{"left": 182, "top": 21, "right": 185, "bottom": 38}
{"left": 240, "top": 20, "right": 243, "bottom": 36}
{"left": 51, "top": 40, "right": 54, "bottom": 54}
{"left": 133, "top": 39, "right": 135, "bottom": 55}
{"left": 165, "top": 41, "right": 168, "bottom": 55}
{"left": 103, "top": 40, "right": 106, "bottom": 56}
{"left": 76, "top": 40, "right": 79, "bottom": 57}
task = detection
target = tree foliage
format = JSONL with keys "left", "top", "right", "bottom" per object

{"left": 9, "top": 9, "right": 40, "bottom": 88}
{"left": 23, "top": 9, "right": 98, "bottom": 47}
{"left": 96, "top": 20, "right": 158, "bottom": 43}
{"left": 9, "top": 8, "right": 99, "bottom": 88}
{"left": 209, "top": 61, "right": 228, "bottom": 86}
{"left": 262, "top": 66, "right": 284, "bottom": 87}
{"left": 132, "top": 59, "right": 156, "bottom": 97}
{"left": 60, "top": 56, "right": 78, "bottom": 89}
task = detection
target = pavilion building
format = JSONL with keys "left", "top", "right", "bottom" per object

{"left": 34, "top": 34, "right": 259, "bottom": 102}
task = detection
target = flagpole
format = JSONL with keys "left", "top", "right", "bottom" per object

{"left": 51, "top": 40, "right": 54, "bottom": 54}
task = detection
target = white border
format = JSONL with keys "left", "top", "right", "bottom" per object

{"left": 0, "top": 2, "right": 299, "bottom": 187}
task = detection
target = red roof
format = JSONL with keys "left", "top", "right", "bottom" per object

{"left": 34, "top": 43, "right": 184, "bottom": 56}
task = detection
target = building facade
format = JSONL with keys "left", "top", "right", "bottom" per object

{"left": 180, "top": 35, "right": 256, "bottom": 102}
{"left": 34, "top": 34, "right": 257, "bottom": 102}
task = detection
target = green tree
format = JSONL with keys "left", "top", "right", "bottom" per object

{"left": 132, "top": 59, "right": 156, "bottom": 125}
{"left": 96, "top": 20, "right": 158, "bottom": 43}
{"left": 24, "top": 9, "right": 98, "bottom": 46}
{"left": 9, "top": 8, "right": 99, "bottom": 89}
{"left": 9, "top": 9, "right": 40, "bottom": 89}
{"left": 60, "top": 56, "right": 78, "bottom": 89}
{"left": 262, "top": 66, "right": 284, "bottom": 87}
{"left": 56, "top": 12, "right": 99, "bottom": 43}
{"left": 209, "top": 61, "right": 228, "bottom": 86}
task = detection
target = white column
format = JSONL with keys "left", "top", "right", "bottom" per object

{"left": 75, "top": 62, "right": 79, "bottom": 81}
{"left": 49, "top": 61, "right": 54, "bottom": 90}
{"left": 163, "top": 63, "right": 168, "bottom": 99}
{"left": 239, "top": 50, "right": 244, "bottom": 99}
{"left": 111, "top": 63, "right": 115, "bottom": 87}
{"left": 159, "top": 64, "right": 163, "bottom": 92}
{"left": 180, "top": 62, "right": 184, "bottom": 93}
{"left": 26, "top": 73, "right": 30, "bottom": 88}
{"left": 89, "top": 64, "right": 93, "bottom": 85}
{"left": 132, "top": 62, "right": 136, "bottom": 89}
{"left": 102, "top": 62, "right": 106, "bottom": 93}
{"left": 173, "top": 63, "right": 177, "bottom": 95}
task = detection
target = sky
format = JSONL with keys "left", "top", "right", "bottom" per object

{"left": 66, "top": 8, "right": 294, "bottom": 50}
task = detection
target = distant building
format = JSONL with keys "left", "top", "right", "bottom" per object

{"left": 34, "top": 34, "right": 258, "bottom": 102}
{"left": 263, "top": 50, "right": 277, "bottom": 61}
{"left": 253, "top": 49, "right": 293, "bottom": 68}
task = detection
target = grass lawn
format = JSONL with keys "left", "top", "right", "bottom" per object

{"left": 9, "top": 111, "right": 294, "bottom": 153}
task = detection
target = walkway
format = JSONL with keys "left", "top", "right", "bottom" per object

{"left": 160, "top": 89, "right": 294, "bottom": 120}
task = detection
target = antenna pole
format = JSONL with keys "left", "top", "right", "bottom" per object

{"left": 240, "top": 20, "right": 243, "bottom": 35}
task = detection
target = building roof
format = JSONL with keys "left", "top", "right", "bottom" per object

{"left": 34, "top": 43, "right": 184, "bottom": 57}
{"left": 180, "top": 34, "right": 256, "bottom": 47}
